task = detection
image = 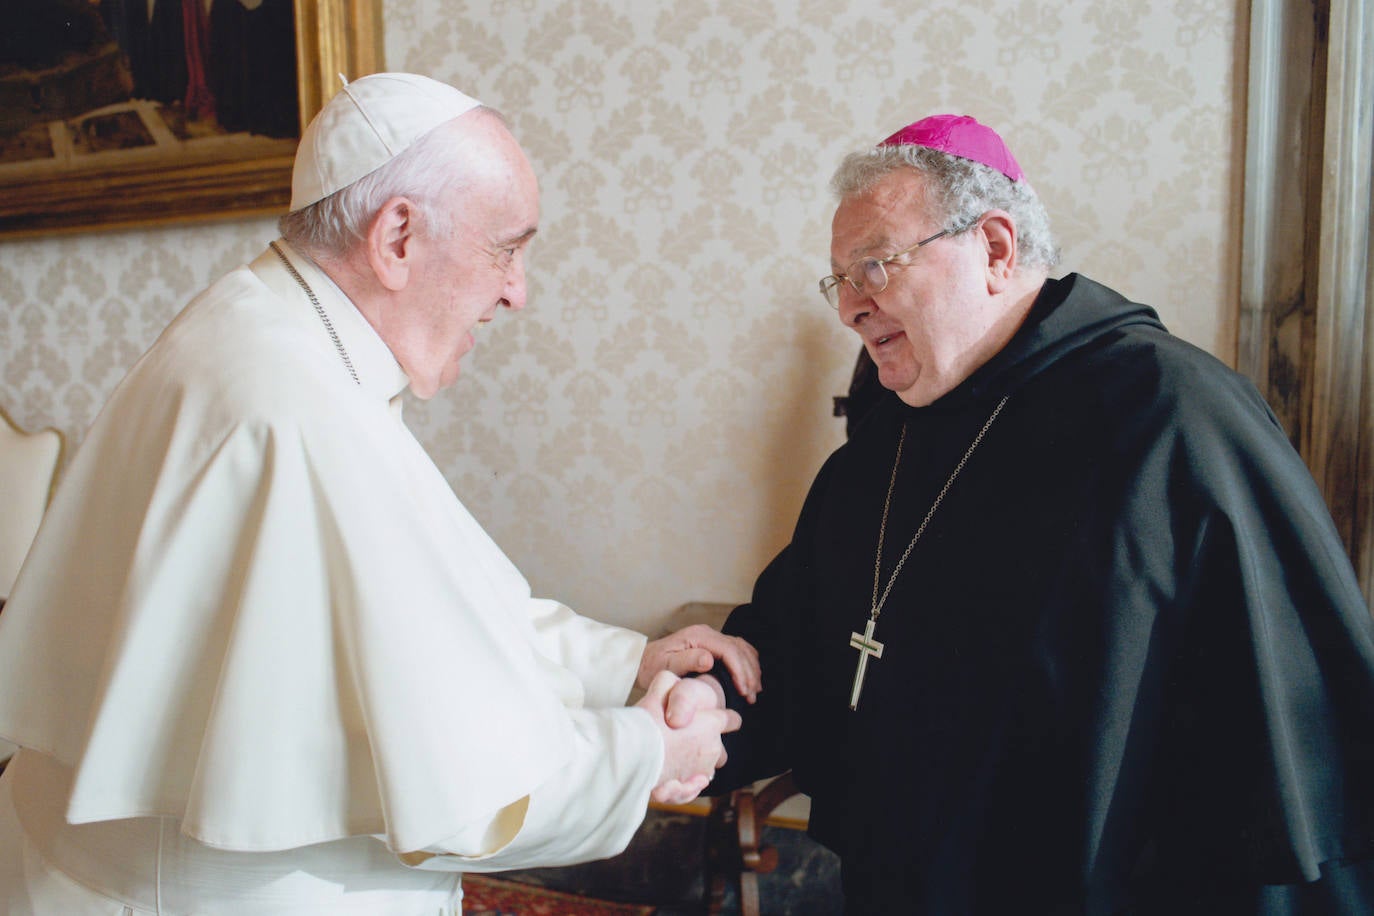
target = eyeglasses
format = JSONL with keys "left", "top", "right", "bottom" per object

{"left": 818, "top": 227, "right": 954, "bottom": 308}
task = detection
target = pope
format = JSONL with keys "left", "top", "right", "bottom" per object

{"left": 0, "top": 73, "right": 758, "bottom": 915}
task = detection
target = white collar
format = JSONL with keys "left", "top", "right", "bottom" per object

{"left": 254, "top": 240, "right": 411, "bottom": 408}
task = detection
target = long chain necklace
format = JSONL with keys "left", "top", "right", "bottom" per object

{"left": 269, "top": 241, "right": 360, "bottom": 385}
{"left": 848, "top": 394, "right": 1009, "bottom": 710}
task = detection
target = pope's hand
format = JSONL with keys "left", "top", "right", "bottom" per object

{"left": 638, "top": 623, "right": 761, "bottom": 704}
{"left": 663, "top": 672, "right": 727, "bottom": 729}
{"left": 635, "top": 670, "right": 741, "bottom": 805}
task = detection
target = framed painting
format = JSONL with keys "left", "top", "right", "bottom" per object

{"left": 0, "top": 0, "right": 384, "bottom": 240}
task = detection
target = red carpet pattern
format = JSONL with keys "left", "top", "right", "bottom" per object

{"left": 461, "top": 875, "right": 656, "bottom": 915}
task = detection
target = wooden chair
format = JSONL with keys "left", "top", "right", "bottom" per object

{"left": 705, "top": 771, "right": 803, "bottom": 916}
{"left": 661, "top": 603, "right": 811, "bottom": 914}
{"left": 0, "top": 408, "right": 63, "bottom": 768}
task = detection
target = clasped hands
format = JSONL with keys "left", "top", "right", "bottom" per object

{"left": 634, "top": 624, "right": 761, "bottom": 805}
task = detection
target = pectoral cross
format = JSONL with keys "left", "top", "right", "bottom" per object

{"left": 848, "top": 617, "right": 885, "bottom": 710}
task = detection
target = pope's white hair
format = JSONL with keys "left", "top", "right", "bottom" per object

{"left": 280, "top": 107, "right": 502, "bottom": 259}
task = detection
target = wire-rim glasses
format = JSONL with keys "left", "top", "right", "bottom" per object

{"left": 818, "top": 227, "right": 954, "bottom": 308}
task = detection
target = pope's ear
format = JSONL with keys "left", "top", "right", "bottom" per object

{"left": 978, "top": 210, "right": 1017, "bottom": 292}
{"left": 365, "top": 197, "right": 417, "bottom": 292}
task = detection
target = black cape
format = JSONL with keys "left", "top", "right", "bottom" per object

{"left": 713, "top": 274, "right": 1374, "bottom": 914}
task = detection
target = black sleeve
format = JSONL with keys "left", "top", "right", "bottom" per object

{"left": 1148, "top": 376, "right": 1374, "bottom": 884}
{"left": 1074, "top": 354, "right": 1374, "bottom": 891}
{"left": 706, "top": 453, "right": 841, "bottom": 795}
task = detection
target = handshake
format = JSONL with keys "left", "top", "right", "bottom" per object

{"left": 632, "top": 624, "right": 762, "bottom": 806}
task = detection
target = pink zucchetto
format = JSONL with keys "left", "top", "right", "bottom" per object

{"left": 878, "top": 114, "right": 1026, "bottom": 183}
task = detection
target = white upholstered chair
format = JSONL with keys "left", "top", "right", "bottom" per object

{"left": 0, "top": 409, "right": 63, "bottom": 766}
{"left": 0, "top": 409, "right": 62, "bottom": 600}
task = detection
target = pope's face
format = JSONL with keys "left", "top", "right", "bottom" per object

{"left": 830, "top": 169, "right": 992, "bottom": 407}
{"left": 403, "top": 118, "right": 540, "bottom": 399}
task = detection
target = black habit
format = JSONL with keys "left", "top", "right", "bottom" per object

{"left": 713, "top": 274, "right": 1374, "bottom": 914}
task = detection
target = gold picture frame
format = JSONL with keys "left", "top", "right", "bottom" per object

{"left": 0, "top": 0, "right": 384, "bottom": 241}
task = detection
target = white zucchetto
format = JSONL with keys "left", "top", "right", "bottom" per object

{"left": 289, "top": 72, "right": 482, "bottom": 211}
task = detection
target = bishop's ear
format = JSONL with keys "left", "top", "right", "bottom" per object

{"left": 978, "top": 210, "right": 1018, "bottom": 292}
{"left": 365, "top": 197, "right": 418, "bottom": 292}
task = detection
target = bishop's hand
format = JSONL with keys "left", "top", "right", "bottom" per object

{"left": 638, "top": 623, "right": 761, "bottom": 704}
{"left": 635, "top": 670, "right": 741, "bottom": 805}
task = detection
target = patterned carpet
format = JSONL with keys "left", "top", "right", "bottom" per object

{"left": 462, "top": 875, "right": 657, "bottom": 915}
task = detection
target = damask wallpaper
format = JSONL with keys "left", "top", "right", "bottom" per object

{"left": 0, "top": 0, "right": 1240, "bottom": 631}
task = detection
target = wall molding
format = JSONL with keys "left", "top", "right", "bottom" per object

{"left": 1240, "top": 0, "right": 1374, "bottom": 603}
{"left": 1310, "top": 0, "right": 1374, "bottom": 599}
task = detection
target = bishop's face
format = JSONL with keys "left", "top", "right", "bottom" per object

{"left": 401, "top": 118, "right": 540, "bottom": 399}
{"left": 829, "top": 170, "right": 994, "bottom": 407}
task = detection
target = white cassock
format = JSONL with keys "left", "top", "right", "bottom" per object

{"left": 0, "top": 241, "right": 663, "bottom": 915}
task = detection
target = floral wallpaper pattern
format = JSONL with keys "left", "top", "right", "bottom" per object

{"left": 0, "top": 0, "right": 1239, "bottom": 630}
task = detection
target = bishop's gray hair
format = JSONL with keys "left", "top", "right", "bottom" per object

{"left": 279, "top": 107, "right": 500, "bottom": 260}
{"left": 830, "top": 145, "right": 1060, "bottom": 271}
